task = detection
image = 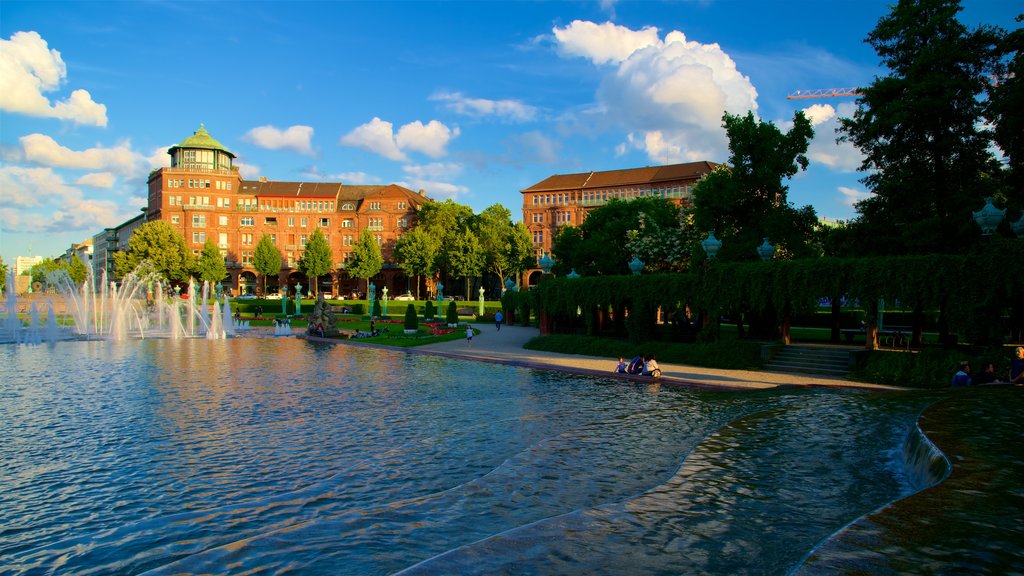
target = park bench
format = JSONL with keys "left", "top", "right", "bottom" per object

{"left": 841, "top": 325, "right": 911, "bottom": 348}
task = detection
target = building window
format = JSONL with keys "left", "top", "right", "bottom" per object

{"left": 398, "top": 201, "right": 406, "bottom": 209}
{"left": 343, "top": 234, "right": 353, "bottom": 247}
{"left": 241, "top": 217, "right": 254, "bottom": 226}
{"left": 192, "top": 214, "right": 206, "bottom": 227}
{"left": 171, "top": 215, "right": 180, "bottom": 224}
{"left": 264, "top": 217, "right": 276, "bottom": 225}
{"left": 300, "top": 234, "right": 308, "bottom": 247}
{"left": 374, "top": 234, "right": 383, "bottom": 245}
{"left": 288, "top": 217, "right": 295, "bottom": 227}
{"left": 218, "top": 233, "right": 228, "bottom": 249}
{"left": 342, "top": 203, "right": 354, "bottom": 211}
{"left": 532, "top": 231, "right": 543, "bottom": 245}
{"left": 319, "top": 218, "right": 329, "bottom": 227}
{"left": 342, "top": 219, "right": 354, "bottom": 228}
{"left": 192, "top": 232, "right": 206, "bottom": 244}
{"left": 300, "top": 217, "right": 307, "bottom": 228}
{"left": 369, "top": 201, "right": 381, "bottom": 210}
{"left": 219, "top": 215, "right": 228, "bottom": 226}
{"left": 397, "top": 217, "right": 408, "bottom": 228}
{"left": 270, "top": 234, "right": 277, "bottom": 245}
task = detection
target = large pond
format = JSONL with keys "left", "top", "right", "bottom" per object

{"left": 0, "top": 338, "right": 1019, "bottom": 574}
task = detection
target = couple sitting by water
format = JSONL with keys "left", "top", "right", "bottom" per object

{"left": 615, "top": 354, "right": 661, "bottom": 377}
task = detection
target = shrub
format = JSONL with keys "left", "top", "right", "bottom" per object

{"left": 404, "top": 303, "right": 418, "bottom": 330}
{"left": 372, "top": 299, "right": 381, "bottom": 318}
{"left": 425, "top": 300, "right": 436, "bottom": 319}
{"left": 446, "top": 300, "right": 458, "bottom": 325}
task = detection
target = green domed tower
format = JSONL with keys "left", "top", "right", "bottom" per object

{"left": 168, "top": 123, "right": 235, "bottom": 171}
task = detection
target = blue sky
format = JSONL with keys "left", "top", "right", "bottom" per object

{"left": 1, "top": 0, "right": 1017, "bottom": 266}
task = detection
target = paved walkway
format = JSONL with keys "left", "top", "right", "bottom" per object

{"left": 397, "top": 324, "right": 905, "bottom": 392}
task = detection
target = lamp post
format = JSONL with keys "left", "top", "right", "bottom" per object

{"left": 701, "top": 231, "right": 722, "bottom": 260}
{"left": 972, "top": 197, "right": 1005, "bottom": 236}
{"left": 295, "top": 283, "right": 302, "bottom": 316}
{"left": 1011, "top": 213, "right": 1024, "bottom": 239}
{"left": 504, "top": 277, "right": 515, "bottom": 294}
{"left": 478, "top": 286, "right": 485, "bottom": 316}
{"left": 628, "top": 257, "right": 644, "bottom": 275}
{"left": 381, "top": 286, "right": 388, "bottom": 316}
{"left": 756, "top": 237, "right": 776, "bottom": 261}
{"left": 538, "top": 253, "right": 554, "bottom": 275}
{"left": 436, "top": 282, "right": 443, "bottom": 302}
{"left": 368, "top": 282, "right": 376, "bottom": 313}
{"left": 566, "top": 268, "right": 580, "bottom": 279}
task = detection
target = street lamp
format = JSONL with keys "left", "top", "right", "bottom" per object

{"left": 628, "top": 257, "right": 644, "bottom": 276}
{"left": 972, "top": 197, "right": 1005, "bottom": 236}
{"left": 701, "top": 231, "right": 722, "bottom": 260}
{"left": 1011, "top": 213, "right": 1024, "bottom": 238}
{"left": 566, "top": 268, "right": 581, "bottom": 279}
{"left": 756, "top": 237, "right": 776, "bottom": 261}
{"left": 538, "top": 253, "right": 555, "bottom": 274}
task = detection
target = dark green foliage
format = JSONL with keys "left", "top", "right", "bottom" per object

{"left": 298, "top": 228, "right": 334, "bottom": 294}
{"left": 425, "top": 300, "right": 436, "bottom": 319}
{"left": 196, "top": 239, "right": 227, "bottom": 285}
{"left": 372, "top": 299, "right": 381, "bottom": 318}
{"left": 404, "top": 303, "right": 418, "bottom": 330}
{"left": 446, "top": 300, "right": 458, "bottom": 324}
{"left": 253, "top": 234, "right": 283, "bottom": 295}
{"left": 523, "top": 334, "right": 763, "bottom": 370}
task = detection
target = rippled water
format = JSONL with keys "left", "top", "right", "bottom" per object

{"left": 0, "top": 338, "right": 961, "bottom": 574}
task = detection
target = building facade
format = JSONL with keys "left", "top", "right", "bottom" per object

{"left": 143, "top": 125, "right": 432, "bottom": 296}
{"left": 520, "top": 161, "right": 719, "bottom": 284}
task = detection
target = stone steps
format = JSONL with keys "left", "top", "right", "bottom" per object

{"left": 764, "top": 345, "right": 853, "bottom": 376}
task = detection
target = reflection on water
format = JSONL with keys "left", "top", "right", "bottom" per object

{"left": 0, "top": 339, "right": 1018, "bottom": 575}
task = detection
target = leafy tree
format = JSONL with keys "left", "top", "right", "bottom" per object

{"left": 66, "top": 256, "right": 88, "bottom": 286}
{"left": 298, "top": 228, "right": 333, "bottom": 296}
{"left": 113, "top": 220, "right": 195, "bottom": 282}
{"left": 30, "top": 258, "right": 63, "bottom": 288}
{"left": 347, "top": 229, "right": 384, "bottom": 295}
{"left": 393, "top": 228, "right": 438, "bottom": 299}
{"left": 196, "top": 239, "right": 228, "bottom": 286}
{"left": 552, "top": 197, "right": 680, "bottom": 275}
{"left": 475, "top": 204, "right": 535, "bottom": 291}
{"left": 839, "top": 0, "right": 1005, "bottom": 255}
{"left": 0, "top": 255, "right": 7, "bottom": 291}
{"left": 624, "top": 204, "right": 702, "bottom": 273}
{"left": 253, "top": 234, "right": 282, "bottom": 295}
{"left": 444, "top": 227, "right": 484, "bottom": 298}
{"left": 417, "top": 199, "right": 475, "bottom": 288}
{"left": 692, "top": 111, "right": 818, "bottom": 262}
{"left": 446, "top": 300, "right": 458, "bottom": 325}
{"left": 987, "top": 14, "right": 1024, "bottom": 215}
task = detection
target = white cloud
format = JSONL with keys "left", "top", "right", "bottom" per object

{"left": 553, "top": 21, "right": 660, "bottom": 65}
{"left": 75, "top": 172, "right": 115, "bottom": 188}
{"left": 330, "top": 171, "right": 380, "bottom": 184}
{"left": 0, "top": 31, "right": 108, "bottom": 126}
{"left": 838, "top": 185, "right": 870, "bottom": 208}
{"left": 396, "top": 120, "right": 459, "bottom": 158}
{"left": 233, "top": 159, "right": 261, "bottom": 179}
{"left": 552, "top": 21, "right": 758, "bottom": 164}
{"left": 340, "top": 117, "right": 407, "bottom": 161}
{"left": 0, "top": 166, "right": 134, "bottom": 232}
{"left": 398, "top": 162, "right": 468, "bottom": 199}
{"left": 19, "top": 133, "right": 143, "bottom": 176}
{"left": 340, "top": 117, "right": 459, "bottom": 161}
{"left": 509, "top": 131, "right": 561, "bottom": 164}
{"left": 243, "top": 124, "right": 315, "bottom": 155}
{"left": 804, "top": 102, "right": 863, "bottom": 171}
{"left": 431, "top": 91, "right": 538, "bottom": 122}
{"left": 145, "top": 145, "right": 172, "bottom": 170}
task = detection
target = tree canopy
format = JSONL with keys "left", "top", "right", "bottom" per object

{"left": 475, "top": 204, "right": 535, "bottom": 289}
{"left": 196, "top": 239, "right": 228, "bottom": 286}
{"left": 298, "top": 228, "right": 333, "bottom": 295}
{"left": 692, "top": 110, "right": 818, "bottom": 262}
{"left": 393, "top": 228, "right": 438, "bottom": 299}
{"left": 112, "top": 220, "right": 194, "bottom": 282}
{"left": 839, "top": 0, "right": 1005, "bottom": 255}
{"left": 252, "top": 234, "right": 282, "bottom": 295}
{"left": 347, "top": 229, "right": 384, "bottom": 291}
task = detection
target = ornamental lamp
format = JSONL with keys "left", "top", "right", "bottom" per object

{"left": 701, "top": 231, "right": 722, "bottom": 260}
{"left": 1011, "top": 213, "right": 1024, "bottom": 239}
{"left": 566, "top": 268, "right": 581, "bottom": 279}
{"left": 538, "top": 253, "right": 555, "bottom": 274}
{"left": 756, "top": 237, "right": 776, "bottom": 261}
{"left": 972, "top": 197, "right": 1005, "bottom": 236}
{"left": 628, "top": 257, "right": 644, "bottom": 276}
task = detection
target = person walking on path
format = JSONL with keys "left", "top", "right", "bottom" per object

{"left": 1011, "top": 347, "right": 1024, "bottom": 385}
{"left": 494, "top": 311, "right": 504, "bottom": 331}
{"left": 466, "top": 325, "right": 474, "bottom": 347}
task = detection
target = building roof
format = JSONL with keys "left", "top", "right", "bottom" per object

{"left": 521, "top": 161, "right": 720, "bottom": 193}
{"left": 236, "top": 181, "right": 427, "bottom": 205}
{"left": 169, "top": 124, "right": 235, "bottom": 158}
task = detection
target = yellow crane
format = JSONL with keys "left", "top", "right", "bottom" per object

{"left": 787, "top": 75, "right": 1013, "bottom": 100}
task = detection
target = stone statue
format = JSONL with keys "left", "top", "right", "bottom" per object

{"left": 306, "top": 292, "right": 338, "bottom": 336}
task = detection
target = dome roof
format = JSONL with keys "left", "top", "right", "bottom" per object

{"left": 170, "top": 124, "right": 234, "bottom": 157}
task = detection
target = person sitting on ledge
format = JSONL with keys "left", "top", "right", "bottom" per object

{"left": 626, "top": 355, "right": 645, "bottom": 375}
{"left": 1011, "top": 347, "right": 1024, "bottom": 386}
{"left": 951, "top": 361, "right": 972, "bottom": 387}
{"left": 614, "top": 357, "right": 627, "bottom": 373}
{"left": 643, "top": 354, "right": 662, "bottom": 378}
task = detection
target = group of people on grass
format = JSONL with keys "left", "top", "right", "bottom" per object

{"left": 951, "top": 347, "right": 1024, "bottom": 387}
{"left": 615, "top": 354, "right": 661, "bottom": 377}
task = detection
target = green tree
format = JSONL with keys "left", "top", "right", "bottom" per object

{"left": 0, "top": 255, "right": 7, "bottom": 292}
{"left": 417, "top": 199, "right": 475, "bottom": 288}
{"left": 30, "top": 258, "right": 63, "bottom": 289}
{"left": 393, "top": 228, "right": 438, "bottom": 299}
{"left": 475, "top": 204, "right": 535, "bottom": 292}
{"left": 445, "top": 227, "right": 484, "bottom": 298}
{"left": 404, "top": 303, "right": 418, "bottom": 331}
{"left": 987, "top": 14, "right": 1024, "bottom": 215}
{"left": 347, "top": 229, "right": 384, "bottom": 295}
{"left": 692, "top": 111, "right": 818, "bottom": 262}
{"left": 552, "top": 197, "right": 680, "bottom": 275}
{"left": 66, "top": 256, "right": 88, "bottom": 286}
{"left": 253, "top": 234, "right": 283, "bottom": 295}
{"left": 113, "top": 220, "right": 195, "bottom": 282}
{"left": 298, "top": 228, "right": 333, "bottom": 296}
{"left": 839, "top": 0, "right": 1005, "bottom": 255}
{"left": 196, "top": 239, "right": 228, "bottom": 286}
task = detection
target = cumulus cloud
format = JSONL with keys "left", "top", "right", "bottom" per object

{"left": 233, "top": 159, "right": 261, "bottom": 179}
{"left": 331, "top": 171, "right": 381, "bottom": 185}
{"left": 397, "top": 162, "right": 468, "bottom": 199}
{"left": 19, "top": 133, "right": 144, "bottom": 176}
{"left": 0, "top": 31, "right": 108, "bottom": 126}
{"left": 0, "top": 166, "right": 134, "bottom": 232}
{"left": 243, "top": 124, "right": 315, "bottom": 155}
{"left": 75, "top": 172, "right": 115, "bottom": 188}
{"left": 552, "top": 21, "right": 758, "bottom": 164}
{"left": 509, "top": 131, "right": 561, "bottom": 164}
{"left": 340, "top": 117, "right": 459, "bottom": 161}
{"left": 553, "top": 21, "right": 660, "bottom": 65}
{"left": 804, "top": 102, "right": 863, "bottom": 171}
{"left": 431, "top": 91, "right": 538, "bottom": 122}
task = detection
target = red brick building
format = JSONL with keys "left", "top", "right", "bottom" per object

{"left": 520, "top": 161, "right": 719, "bottom": 285}
{"left": 145, "top": 125, "right": 431, "bottom": 296}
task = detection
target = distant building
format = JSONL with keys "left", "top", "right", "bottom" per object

{"left": 520, "top": 161, "right": 719, "bottom": 285}
{"left": 141, "top": 124, "right": 432, "bottom": 296}
{"left": 14, "top": 255, "right": 43, "bottom": 277}
{"left": 92, "top": 214, "right": 145, "bottom": 289}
